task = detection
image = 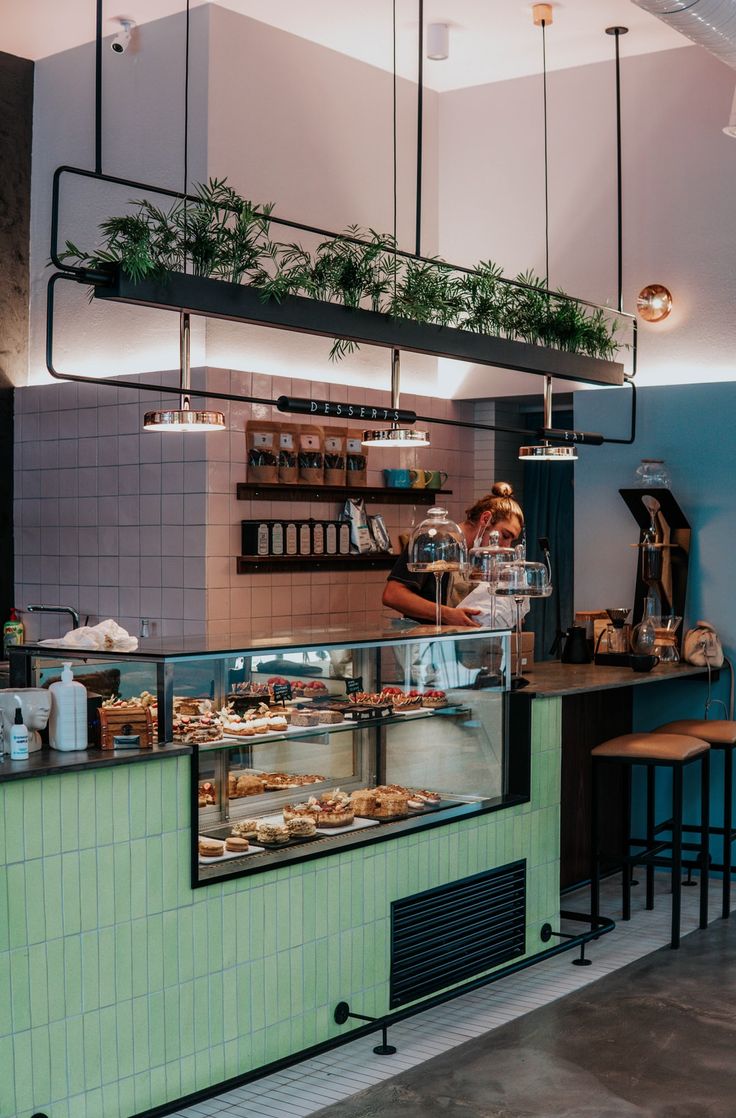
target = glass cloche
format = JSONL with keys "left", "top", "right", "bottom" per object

{"left": 467, "top": 530, "right": 516, "bottom": 628}
{"left": 407, "top": 507, "right": 467, "bottom": 627}
{"left": 495, "top": 558, "right": 553, "bottom": 681}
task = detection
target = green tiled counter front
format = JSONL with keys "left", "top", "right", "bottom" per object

{"left": 1, "top": 697, "right": 561, "bottom": 1118}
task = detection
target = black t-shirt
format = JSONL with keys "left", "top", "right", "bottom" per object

{"left": 387, "top": 548, "right": 451, "bottom": 607}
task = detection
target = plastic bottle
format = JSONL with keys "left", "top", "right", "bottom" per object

{"left": 3, "top": 608, "right": 25, "bottom": 658}
{"left": 10, "top": 697, "right": 29, "bottom": 761}
{"left": 49, "top": 662, "right": 88, "bottom": 751}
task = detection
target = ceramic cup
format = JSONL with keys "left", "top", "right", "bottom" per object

{"left": 410, "top": 469, "right": 433, "bottom": 489}
{"left": 383, "top": 468, "right": 413, "bottom": 489}
{"left": 425, "top": 470, "right": 449, "bottom": 490}
{"left": 630, "top": 654, "right": 659, "bottom": 673}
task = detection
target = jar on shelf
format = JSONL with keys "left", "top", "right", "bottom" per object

{"left": 634, "top": 459, "right": 671, "bottom": 489}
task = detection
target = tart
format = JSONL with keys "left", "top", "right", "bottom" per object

{"left": 314, "top": 789, "right": 354, "bottom": 828}
{"left": 390, "top": 693, "right": 423, "bottom": 711}
{"left": 199, "top": 838, "right": 224, "bottom": 858}
{"left": 234, "top": 774, "right": 266, "bottom": 797}
{"left": 283, "top": 800, "right": 320, "bottom": 821}
{"left": 231, "top": 819, "right": 259, "bottom": 838}
{"left": 256, "top": 822, "right": 290, "bottom": 844}
{"left": 286, "top": 816, "right": 317, "bottom": 838}
{"left": 225, "top": 835, "right": 250, "bottom": 853}
{"left": 422, "top": 690, "right": 448, "bottom": 708}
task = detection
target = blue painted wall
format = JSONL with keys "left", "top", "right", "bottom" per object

{"left": 574, "top": 382, "right": 735, "bottom": 873}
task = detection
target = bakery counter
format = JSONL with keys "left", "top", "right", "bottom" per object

{"left": 0, "top": 741, "right": 191, "bottom": 784}
{"left": 524, "top": 659, "right": 709, "bottom": 697}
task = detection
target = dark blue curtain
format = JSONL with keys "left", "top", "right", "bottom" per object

{"left": 522, "top": 409, "right": 574, "bottom": 660}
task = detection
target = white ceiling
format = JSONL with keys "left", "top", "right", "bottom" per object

{"left": 1, "top": 0, "right": 688, "bottom": 88}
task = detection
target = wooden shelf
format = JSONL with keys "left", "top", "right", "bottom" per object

{"left": 236, "top": 553, "right": 396, "bottom": 575}
{"left": 236, "top": 483, "right": 452, "bottom": 505}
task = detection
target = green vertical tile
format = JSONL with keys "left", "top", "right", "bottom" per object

{"left": 161, "top": 767, "right": 179, "bottom": 834}
{"left": 114, "top": 922, "right": 132, "bottom": 1003}
{"left": 61, "top": 851, "right": 81, "bottom": 936}
{"left": 93, "top": 769, "right": 114, "bottom": 848}
{"left": 77, "top": 772, "right": 96, "bottom": 849}
{"left": 63, "top": 935, "right": 83, "bottom": 1018}
{"left": 22, "top": 780, "right": 43, "bottom": 861}
{"left": 96, "top": 845, "right": 115, "bottom": 930}
{"left": 161, "top": 832, "right": 180, "bottom": 911}
{"left": 145, "top": 762, "right": 163, "bottom": 835}
{"left": 66, "top": 1015, "right": 86, "bottom": 1095}
{"left": 146, "top": 835, "right": 164, "bottom": 915}
{"left": 7, "top": 863, "right": 27, "bottom": 948}
{"left": 222, "top": 971, "right": 238, "bottom": 1043}
{"left": 10, "top": 947, "right": 30, "bottom": 1032}
{"left": 12, "top": 1029, "right": 33, "bottom": 1112}
{"left": 179, "top": 981, "right": 194, "bottom": 1058}
{"left": 148, "top": 990, "right": 166, "bottom": 1069}
{"left": 0, "top": 955, "right": 9, "bottom": 1036}
{"left": 0, "top": 868, "right": 8, "bottom": 952}
{"left": 3, "top": 786, "right": 24, "bottom": 864}
{"left": 132, "top": 996, "right": 150, "bottom": 1074}
{"left": 147, "top": 913, "right": 164, "bottom": 993}
{"left": 0, "top": 1034, "right": 14, "bottom": 1118}
{"left": 176, "top": 906, "right": 193, "bottom": 985}
{"left": 31, "top": 1024, "right": 52, "bottom": 1105}
{"left": 46, "top": 937, "right": 66, "bottom": 1023}
{"left": 130, "top": 919, "right": 150, "bottom": 999}
{"left": 79, "top": 847, "right": 98, "bottom": 932}
{"left": 111, "top": 767, "right": 131, "bottom": 844}
{"left": 161, "top": 909, "right": 180, "bottom": 990}
{"left": 28, "top": 941, "right": 49, "bottom": 1027}
{"left": 81, "top": 930, "right": 100, "bottom": 1012}
{"left": 117, "top": 1075, "right": 136, "bottom": 1118}
{"left": 116, "top": 1000, "right": 134, "bottom": 1080}
{"left": 163, "top": 986, "right": 181, "bottom": 1063}
{"left": 129, "top": 838, "right": 148, "bottom": 920}
{"left": 99, "top": 1004, "right": 118, "bottom": 1084}
{"left": 42, "top": 853, "right": 64, "bottom": 940}
{"left": 25, "top": 857, "right": 47, "bottom": 945}
{"left": 128, "top": 767, "right": 148, "bottom": 840}
{"left": 60, "top": 776, "right": 80, "bottom": 852}
{"left": 208, "top": 971, "right": 224, "bottom": 1047}
{"left": 102, "top": 1082, "right": 120, "bottom": 1117}
{"left": 98, "top": 926, "right": 116, "bottom": 1008}
{"left": 133, "top": 1070, "right": 152, "bottom": 1114}
{"left": 49, "top": 1019, "right": 69, "bottom": 1100}
{"left": 113, "top": 841, "right": 131, "bottom": 925}
{"left": 222, "top": 893, "right": 237, "bottom": 970}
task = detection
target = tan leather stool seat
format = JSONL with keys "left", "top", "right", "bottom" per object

{"left": 592, "top": 732, "right": 709, "bottom": 762}
{"left": 655, "top": 719, "right": 736, "bottom": 746}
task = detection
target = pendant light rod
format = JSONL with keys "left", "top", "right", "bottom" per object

{"left": 416, "top": 0, "right": 424, "bottom": 256}
{"left": 180, "top": 311, "right": 191, "bottom": 406}
{"left": 95, "top": 0, "right": 103, "bottom": 174}
{"left": 391, "top": 347, "right": 401, "bottom": 411}
{"left": 541, "top": 15, "right": 550, "bottom": 285}
{"left": 606, "top": 25, "right": 628, "bottom": 314}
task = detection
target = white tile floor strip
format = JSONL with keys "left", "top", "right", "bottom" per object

{"left": 169, "top": 875, "right": 732, "bottom": 1118}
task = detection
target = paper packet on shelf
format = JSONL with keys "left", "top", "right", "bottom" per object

{"left": 369, "top": 514, "right": 392, "bottom": 553}
{"left": 341, "top": 497, "right": 375, "bottom": 553}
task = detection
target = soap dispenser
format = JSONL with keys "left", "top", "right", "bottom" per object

{"left": 49, "top": 662, "right": 88, "bottom": 751}
{"left": 10, "top": 697, "right": 29, "bottom": 761}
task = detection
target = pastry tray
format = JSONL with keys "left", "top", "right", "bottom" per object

{"left": 353, "top": 798, "right": 452, "bottom": 823}
{"left": 259, "top": 811, "right": 381, "bottom": 838}
{"left": 198, "top": 835, "right": 265, "bottom": 863}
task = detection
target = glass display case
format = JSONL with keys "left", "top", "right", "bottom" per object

{"left": 9, "top": 623, "right": 527, "bottom": 884}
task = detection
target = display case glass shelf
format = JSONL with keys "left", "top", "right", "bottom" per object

{"left": 9, "top": 623, "right": 528, "bottom": 883}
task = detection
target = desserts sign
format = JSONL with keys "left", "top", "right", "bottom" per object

{"left": 277, "top": 395, "right": 416, "bottom": 424}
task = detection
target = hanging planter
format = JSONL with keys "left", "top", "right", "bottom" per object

{"left": 58, "top": 177, "right": 628, "bottom": 387}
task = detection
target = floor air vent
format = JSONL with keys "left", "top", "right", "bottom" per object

{"left": 390, "top": 860, "right": 526, "bottom": 1007}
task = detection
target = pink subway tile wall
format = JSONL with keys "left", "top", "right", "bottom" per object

{"left": 14, "top": 373, "right": 207, "bottom": 641}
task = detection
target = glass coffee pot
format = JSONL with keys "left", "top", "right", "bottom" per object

{"left": 597, "top": 607, "right": 632, "bottom": 655}
{"left": 407, "top": 507, "right": 467, "bottom": 629}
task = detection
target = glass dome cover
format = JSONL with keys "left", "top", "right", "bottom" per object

{"left": 407, "top": 507, "right": 467, "bottom": 574}
{"left": 495, "top": 559, "right": 553, "bottom": 598}
{"left": 467, "top": 529, "right": 516, "bottom": 584}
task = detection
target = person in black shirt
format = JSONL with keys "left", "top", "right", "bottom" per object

{"left": 382, "top": 482, "right": 524, "bottom": 627}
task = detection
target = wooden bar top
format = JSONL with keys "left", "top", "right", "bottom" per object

{"left": 523, "top": 660, "right": 709, "bottom": 698}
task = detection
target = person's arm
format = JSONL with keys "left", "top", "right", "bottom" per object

{"left": 382, "top": 579, "right": 483, "bottom": 628}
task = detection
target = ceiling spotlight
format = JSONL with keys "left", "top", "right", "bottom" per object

{"left": 143, "top": 312, "right": 226, "bottom": 433}
{"left": 111, "top": 18, "right": 135, "bottom": 54}
{"left": 637, "top": 284, "right": 672, "bottom": 323}
{"left": 426, "top": 23, "right": 449, "bottom": 61}
{"left": 362, "top": 349, "right": 430, "bottom": 448}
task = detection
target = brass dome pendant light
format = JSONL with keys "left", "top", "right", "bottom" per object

{"left": 519, "top": 5, "right": 577, "bottom": 463}
{"left": 142, "top": 0, "right": 225, "bottom": 434}
{"left": 143, "top": 311, "right": 225, "bottom": 432}
{"left": 363, "top": 0, "right": 430, "bottom": 449}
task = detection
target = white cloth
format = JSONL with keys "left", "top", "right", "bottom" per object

{"left": 455, "top": 583, "right": 530, "bottom": 629}
{"left": 38, "top": 618, "right": 138, "bottom": 652}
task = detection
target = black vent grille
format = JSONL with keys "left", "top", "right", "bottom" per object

{"left": 390, "top": 860, "right": 526, "bottom": 1007}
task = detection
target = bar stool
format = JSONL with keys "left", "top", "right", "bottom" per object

{"left": 654, "top": 719, "right": 736, "bottom": 920}
{"left": 591, "top": 732, "right": 710, "bottom": 949}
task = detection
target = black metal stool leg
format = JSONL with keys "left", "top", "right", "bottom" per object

{"left": 671, "top": 765, "right": 683, "bottom": 949}
{"left": 700, "top": 749, "right": 710, "bottom": 930}
{"left": 591, "top": 758, "right": 601, "bottom": 923}
{"left": 622, "top": 763, "right": 632, "bottom": 921}
{"left": 646, "top": 765, "right": 655, "bottom": 910}
{"left": 723, "top": 747, "right": 732, "bottom": 920}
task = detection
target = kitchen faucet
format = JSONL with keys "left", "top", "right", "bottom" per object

{"left": 26, "top": 604, "right": 81, "bottom": 631}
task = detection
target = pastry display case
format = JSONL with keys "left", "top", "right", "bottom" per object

{"left": 9, "top": 624, "right": 527, "bottom": 884}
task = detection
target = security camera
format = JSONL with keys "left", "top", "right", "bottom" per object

{"left": 111, "top": 18, "right": 135, "bottom": 54}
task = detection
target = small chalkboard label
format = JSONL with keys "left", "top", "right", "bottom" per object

{"left": 345, "top": 677, "right": 363, "bottom": 695}
{"left": 272, "top": 682, "right": 292, "bottom": 703}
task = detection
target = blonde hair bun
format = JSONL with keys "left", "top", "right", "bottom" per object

{"left": 491, "top": 481, "right": 514, "bottom": 498}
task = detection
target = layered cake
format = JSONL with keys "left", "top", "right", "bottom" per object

{"left": 173, "top": 711, "right": 223, "bottom": 743}
{"left": 231, "top": 819, "right": 259, "bottom": 839}
{"left": 256, "top": 822, "right": 290, "bottom": 845}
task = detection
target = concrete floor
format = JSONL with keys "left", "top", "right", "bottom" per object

{"left": 313, "top": 918, "right": 736, "bottom": 1118}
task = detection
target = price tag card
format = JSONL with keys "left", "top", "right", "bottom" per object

{"left": 345, "top": 677, "right": 363, "bottom": 695}
{"left": 272, "top": 682, "right": 293, "bottom": 704}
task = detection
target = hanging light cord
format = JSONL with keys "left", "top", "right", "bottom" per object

{"left": 181, "top": 0, "right": 191, "bottom": 407}
{"left": 415, "top": 0, "right": 424, "bottom": 256}
{"left": 391, "top": 0, "right": 400, "bottom": 404}
{"left": 541, "top": 18, "right": 549, "bottom": 287}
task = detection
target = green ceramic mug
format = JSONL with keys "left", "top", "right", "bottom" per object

{"left": 425, "top": 470, "right": 449, "bottom": 490}
{"left": 409, "top": 469, "right": 432, "bottom": 489}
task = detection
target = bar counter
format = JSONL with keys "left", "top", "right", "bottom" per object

{"left": 524, "top": 659, "right": 709, "bottom": 696}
